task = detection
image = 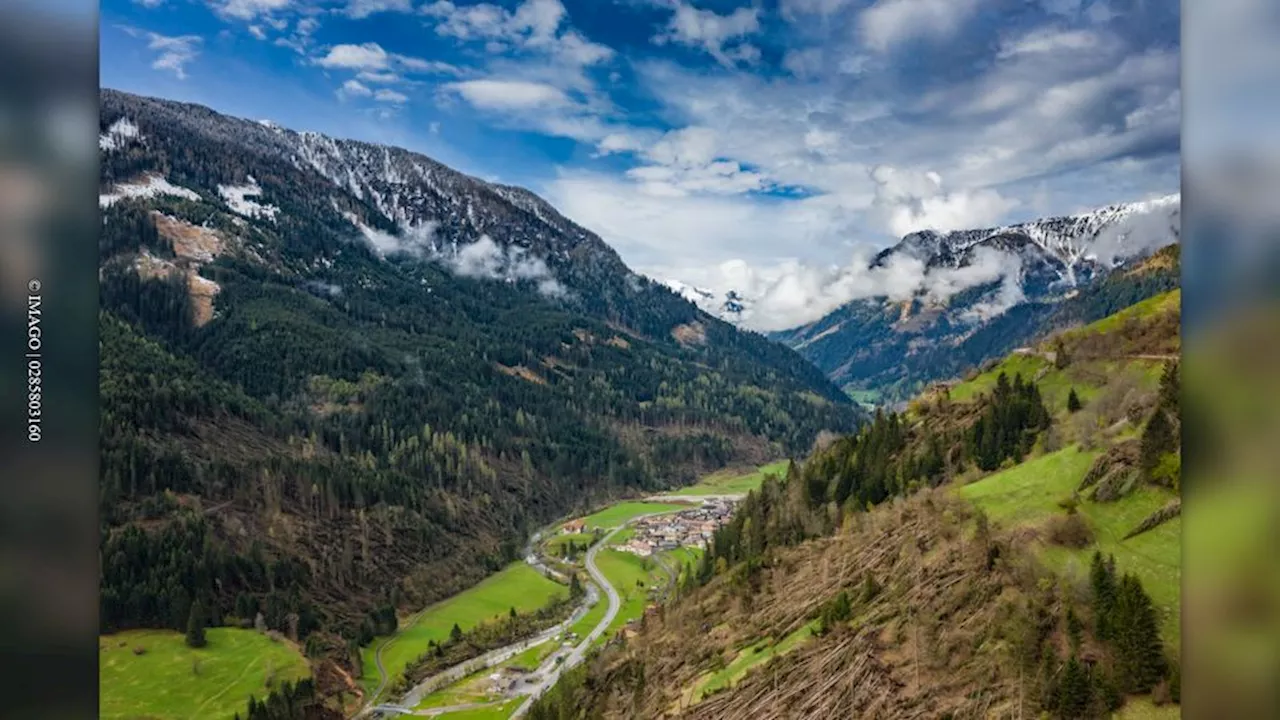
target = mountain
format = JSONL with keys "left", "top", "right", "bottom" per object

{"left": 95, "top": 89, "right": 859, "bottom": 690}
{"left": 529, "top": 288, "right": 1182, "bottom": 720}
{"left": 770, "top": 198, "right": 1181, "bottom": 404}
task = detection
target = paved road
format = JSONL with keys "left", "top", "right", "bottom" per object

{"left": 396, "top": 581, "right": 601, "bottom": 709}
{"left": 510, "top": 511, "right": 680, "bottom": 718}
{"left": 359, "top": 528, "right": 587, "bottom": 716}
{"left": 362, "top": 509, "right": 684, "bottom": 719}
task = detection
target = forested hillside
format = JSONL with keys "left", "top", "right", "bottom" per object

{"left": 531, "top": 289, "right": 1182, "bottom": 719}
{"left": 96, "top": 89, "right": 858, "bottom": 707}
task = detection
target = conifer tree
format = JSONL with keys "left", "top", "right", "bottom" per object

{"left": 1139, "top": 407, "right": 1175, "bottom": 480}
{"left": 1112, "top": 574, "right": 1166, "bottom": 693}
{"left": 185, "top": 599, "right": 207, "bottom": 648}
{"left": 1054, "top": 654, "right": 1091, "bottom": 719}
{"left": 1089, "top": 551, "right": 1117, "bottom": 640}
{"left": 1067, "top": 388, "right": 1082, "bottom": 413}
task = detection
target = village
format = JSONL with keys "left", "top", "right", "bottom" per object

{"left": 613, "top": 499, "right": 737, "bottom": 556}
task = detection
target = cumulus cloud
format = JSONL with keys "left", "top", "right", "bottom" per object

{"left": 652, "top": 2, "right": 762, "bottom": 68}
{"left": 869, "top": 166, "right": 1019, "bottom": 237}
{"left": 336, "top": 79, "right": 373, "bottom": 100}
{"left": 316, "top": 42, "right": 390, "bottom": 70}
{"left": 449, "top": 235, "right": 566, "bottom": 297}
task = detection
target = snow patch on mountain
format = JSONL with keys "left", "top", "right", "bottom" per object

{"left": 218, "top": 176, "right": 279, "bottom": 222}
{"left": 100, "top": 174, "right": 200, "bottom": 208}
{"left": 99, "top": 118, "right": 141, "bottom": 152}
{"left": 663, "top": 279, "right": 754, "bottom": 324}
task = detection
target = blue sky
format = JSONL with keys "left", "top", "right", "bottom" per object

{"left": 101, "top": 0, "right": 1180, "bottom": 328}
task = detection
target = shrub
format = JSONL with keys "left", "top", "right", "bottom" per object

{"left": 1045, "top": 513, "right": 1094, "bottom": 549}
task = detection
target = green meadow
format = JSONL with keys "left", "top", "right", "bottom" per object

{"left": 361, "top": 562, "right": 567, "bottom": 699}
{"left": 593, "top": 549, "right": 668, "bottom": 644}
{"left": 99, "top": 627, "right": 309, "bottom": 720}
{"left": 667, "top": 460, "right": 790, "bottom": 496}
{"left": 579, "top": 501, "right": 685, "bottom": 530}
{"left": 958, "top": 446, "right": 1181, "bottom": 647}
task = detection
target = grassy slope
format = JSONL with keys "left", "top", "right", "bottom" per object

{"left": 948, "top": 289, "right": 1179, "bottom": 413}
{"left": 957, "top": 448, "right": 1181, "bottom": 648}
{"left": 667, "top": 460, "right": 791, "bottom": 496}
{"left": 953, "top": 290, "right": 1183, "bottom": 650}
{"left": 99, "top": 627, "right": 309, "bottom": 720}
{"left": 361, "top": 562, "right": 567, "bottom": 695}
{"left": 1073, "top": 289, "right": 1181, "bottom": 337}
{"left": 579, "top": 502, "right": 686, "bottom": 530}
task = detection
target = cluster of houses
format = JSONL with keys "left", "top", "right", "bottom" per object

{"left": 616, "top": 500, "right": 737, "bottom": 557}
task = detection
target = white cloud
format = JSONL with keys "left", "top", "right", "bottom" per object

{"left": 656, "top": 244, "right": 1026, "bottom": 331}
{"left": 997, "top": 28, "right": 1101, "bottom": 58}
{"left": 445, "top": 79, "right": 568, "bottom": 109}
{"left": 653, "top": 2, "right": 761, "bottom": 68}
{"left": 392, "top": 54, "right": 463, "bottom": 75}
{"left": 274, "top": 16, "right": 319, "bottom": 54}
{"left": 357, "top": 70, "right": 402, "bottom": 83}
{"left": 858, "top": 0, "right": 980, "bottom": 52}
{"left": 543, "top": 169, "right": 864, "bottom": 276}
{"left": 121, "top": 27, "right": 203, "bottom": 80}
{"left": 343, "top": 0, "right": 414, "bottom": 19}
{"left": 374, "top": 88, "right": 409, "bottom": 103}
{"left": 133, "top": 0, "right": 167, "bottom": 7}
{"left": 780, "top": 0, "right": 855, "bottom": 19}
{"left": 423, "top": 0, "right": 612, "bottom": 67}
{"left": 448, "top": 235, "right": 566, "bottom": 297}
{"left": 336, "top": 79, "right": 373, "bottom": 100}
{"left": 316, "top": 42, "right": 390, "bottom": 70}
{"left": 869, "top": 166, "right": 1019, "bottom": 237}
{"left": 248, "top": 25, "right": 267, "bottom": 39}
{"left": 208, "top": 0, "right": 293, "bottom": 21}
{"left": 620, "top": 126, "right": 771, "bottom": 196}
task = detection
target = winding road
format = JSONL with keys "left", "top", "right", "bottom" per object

{"left": 509, "top": 511, "right": 680, "bottom": 718}
{"left": 363, "top": 508, "right": 690, "bottom": 719}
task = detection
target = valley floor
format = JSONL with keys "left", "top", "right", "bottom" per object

{"left": 360, "top": 464, "right": 775, "bottom": 720}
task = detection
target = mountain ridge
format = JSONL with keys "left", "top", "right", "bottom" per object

{"left": 95, "top": 87, "right": 860, "bottom": 704}
{"left": 766, "top": 199, "right": 1181, "bottom": 403}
